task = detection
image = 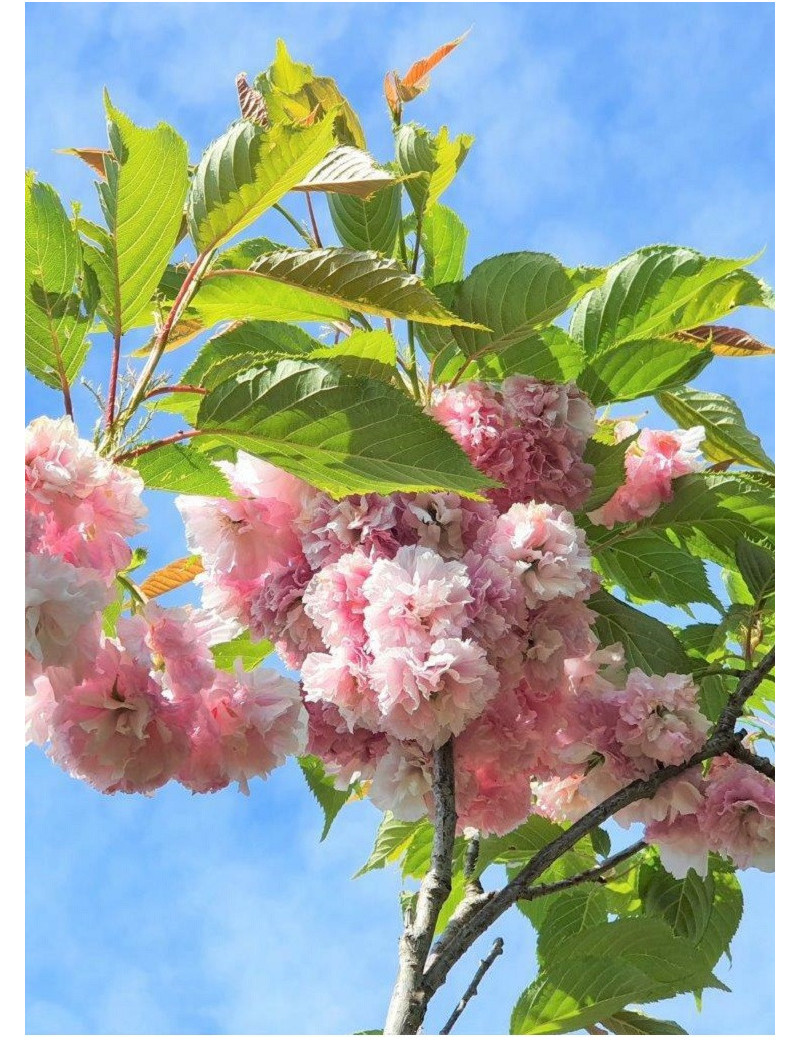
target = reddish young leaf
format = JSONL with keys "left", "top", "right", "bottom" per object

{"left": 399, "top": 30, "right": 470, "bottom": 98}
{"left": 235, "top": 72, "right": 270, "bottom": 127}
{"left": 673, "top": 324, "right": 775, "bottom": 357}
{"left": 58, "top": 147, "right": 111, "bottom": 178}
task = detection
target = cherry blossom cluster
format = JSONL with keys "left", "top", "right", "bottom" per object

{"left": 25, "top": 380, "right": 774, "bottom": 879}
{"left": 25, "top": 417, "right": 306, "bottom": 794}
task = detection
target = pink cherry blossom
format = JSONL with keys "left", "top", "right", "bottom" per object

{"left": 179, "top": 666, "right": 306, "bottom": 794}
{"left": 489, "top": 502, "right": 593, "bottom": 606}
{"left": 25, "top": 553, "right": 108, "bottom": 673}
{"left": 588, "top": 425, "right": 705, "bottom": 528}
{"left": 298, "top": 491, "right": 399, "bottom": 569}
{"left": 369, "top": 741, "right": 433, "bottom": 821}
{"left": 303, "top": 550, "right": 374, "bottom": 649}
{"left": 701, "top": 755, "right": 775, "bottom": 871}
{"left": 363, "top": 546, "right": 473, "bottom": 655}
{"left": 304, "top": 700, "right": 388, "bottom": 788}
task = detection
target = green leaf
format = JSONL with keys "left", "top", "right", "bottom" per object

{"left": 734, "top": 538, "right": 775, "bottom": 609}
{"left": 582, "top": 434, "right": 637, "bottom": 513}
{"left": 697, "top": 675, "right": 734, "bottom": 723}
{"left": 657, "top": 387, "right": 774, "bottom": 471}
{"left": 400, "top": 821, "right": 436, "bottom": 879}
{"left": 595, "top": 532, "right": 721, "bottom": 611}
{"left": 96, "top": 97, "right": 189, "bottom": 334}
{"left": 310, "top": 330, "right": 399, "bottom": 383}
{"left": 25, "top": 176, "right": 92, "bottom": 390}
{"left": 187, "top": 115, "right": 337, "bottom": 251}
{"left": 295, "top": 145, "right": 396, "bottom": 197}
{"left": 639, "top": 863, "right": 715, "bottom": 945}
{"left": 536, "top": 888, "right": 609, "bottom": 964}
{"left": 211, "top": 632, "right": 275, "bottom": 671}
{"left": 420, "top": 203, "right": 468, "bottom": 286}
{"left": 214, "top": 236, "right": 286, "bottom": 269}
{"left": 248, "top": 247, "right": 482, "bottom": 326}
{"left": 396, "top": 123, "right": 473, "bottom": 215}
{"left": 449, "top": 252, "right": 580, "bottom": 360}
{"left": 297, "top": 755, "right": 352, "bottom": 840}
{"left": 511, "top": 918, "right": 718, "bottom": 1035}
{"left": 354, "top": 813, "right": 427, "bottom": 876}
{"left": 127, "top": 442, "right": 234, "bottom": 497}
{"left": 586, "top": 589, "right": 694, "bottom": 674}
{"left": 445, "top": 326, "right": 586, "bottom": 385}
{"left": 570, "top": 246, "right": 770, "bottom": 357}
{"left": 196, "top": 359, "right": 494, "bottom": 499}
{"left": 183, "top": 321, "right": 319, "bottom": 384}
{"left": 601, "top": 1010, "right": 687, "bottom": 1034}
{"left": 577, "top": 339, "right": 713, "bottom": 405}
{"left": 255, "top": 39, "right": 366, "bottom": 148}
{"left": 635, "top": 473, "right": 774, "bottom": 566}
{"left": 191, "top": 268, "right": 350, "bottom": 324}
{"left": 328, "top": 184, "right": 402, "bottom": 256}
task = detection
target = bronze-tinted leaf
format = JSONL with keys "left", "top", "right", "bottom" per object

{"left": 140, "top": 555, "right": 204, "bottom": 599}
{"left": 383, "top": 71, "right": 402, "bottom": 118}
{"left": 58, "top": 147, "right": 111, "bottom": 178}
{"left": 673, "top": 324, "right": 774, "bottom": 357}
{"left": 397, "top": 30, "right": 470, "bottom": 99}
{"left": 236, "top": 72, "right": 270, "bottom": 127}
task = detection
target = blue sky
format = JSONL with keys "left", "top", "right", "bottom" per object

{"left": 25, "top": 3, "right": 775, "bottom": 1034}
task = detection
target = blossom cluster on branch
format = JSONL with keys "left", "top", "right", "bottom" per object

{"left": 16, "top": 376, "right": 760, "bottom": 877}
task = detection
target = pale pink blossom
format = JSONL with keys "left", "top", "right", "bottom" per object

{"left": 25, "top": 553, "right": 107, "bottom": 672}
{"left": 369, "top": 742, "right": 433, "bottom": 821}
{"left": 303, "top": 550, "right": 374, "bottom": 649}
{"left": 305, "top": 700, "right": 388, "bottom": 788}
{"left": 701, "top": 755, "right": 775, "bottom": 871}
{"left": 142, "top": 603, "right": 216, "bottom": 698}
{"left": 249, "top": 556, "right": 323, "bottom": 668}
{"left": 396, "top": 494, "right": 495, "bottom": 559}
{"left": 369, "top": 639, "right": 499, "bottom": 747}
{"left": 26, "top": 416, "right": 146, "bottom": 579}
{"left": 455, "top": 765, "right": 533, "bottom": 836}
{"left": 301, "top": 645, "right": 381, "bottom": 731}
{"left": 589, "top": 426, "right": 705, "bottom": 528}
{"left": 47, "top": 626, "right": 193, "bottom": 795}
{"left": 645, "top": 811, "right": 711, "bottom": 879}
{"left": 489, "top": 502, "right": 593, "bottom": 606}
{"left": 299, "top": 491, "right": 398, "bottom": 569}
{"left": 363, "top": 547, "right": 473, "bottom": 655}
{"left": 180, "top": 666, "right": 306, "bottom": 794}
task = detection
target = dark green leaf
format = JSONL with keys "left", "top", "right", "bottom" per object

{"left": 596, "top": 532, "right": 721, "bottom": 610}
{"left": 734, "top": 538, "right": 775, "bottom": 609}
{"left": 586, "top": 589, "right": 694, "bottom": 674}
{"left": 328, "top": 184, "right": 402, "bottom": 256}
{"left": 420, "top": 203, "right": 468, "bottom": 286}
{"left": 639, "top": 863, "right": 715, "bottom": 945}
{"left": 577, "top": 339, "right": 713, "bottom": 405}
{"left": 582, "top": 434, "right": 637, "bottom": 513}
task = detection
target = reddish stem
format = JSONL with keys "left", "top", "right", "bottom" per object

{"left": 105, "top": 330, "right": 122, "bottom": 428}
{"left": 114, "top": 429, "right": 202, "bottom": 463}
{"left": 305, "top": 191, "right": 323, "bottom": 248}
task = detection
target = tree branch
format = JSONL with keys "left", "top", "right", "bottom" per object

{"left": 727, "top": 737, "right": 775, "bottom": 780}
{"left": 384, "top": 739, "right": 457, "bottom": 1035}
{"left": 439, "top": 937, "right": 504, "bottom": 1035}
{"left": 114, "top": 429, "right": 202, "bottom": 463}
{"left": 422, "top": 648, "right": 775, "bottom": 999}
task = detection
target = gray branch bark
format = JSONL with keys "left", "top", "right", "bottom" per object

{"left": 384, "top": 739, "right": 457, "bottom": 1035}
{"left": 422, "top": 648, "right": 774, "bottom": 1002}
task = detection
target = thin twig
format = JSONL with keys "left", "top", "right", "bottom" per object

{"left": 727, "top": 739, "right": 775, "bottom": 780}
{"left": 114, "top": 429, "right": 202, "bottom": 463}
{"left": 439, "top": 938, "right": 504, "bottom": 1035}
{"left": 520, "top": 840, "right": 647, "bottom": 901}
{"left": 274, "top": 202, "right": 316, "bottom": 248}
{"left": 305, "top": 191, "right": 323, "bottom": 248}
